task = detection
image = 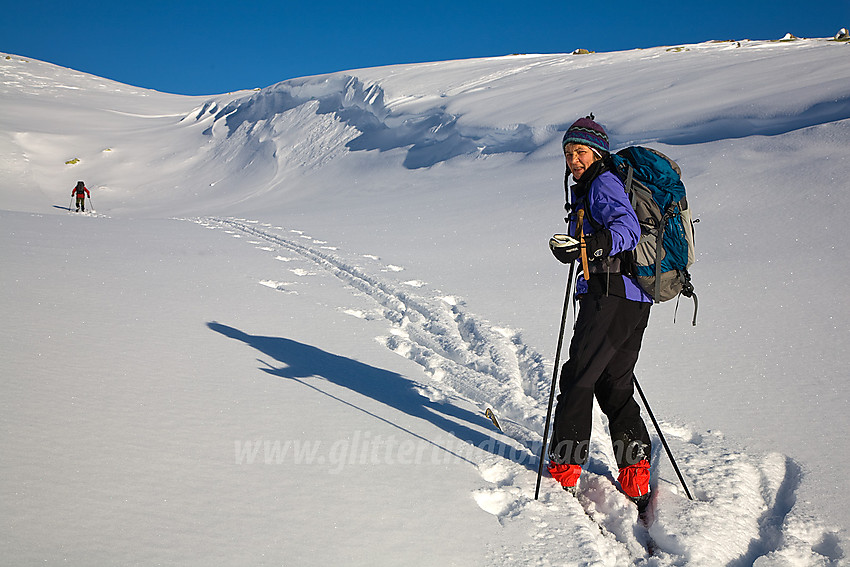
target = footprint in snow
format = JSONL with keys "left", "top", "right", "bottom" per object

{"left": 290, "top": 268, "right": 316, "bottom": 277}
{"left": 340, "top": 308, "right": 381, "bottom": 321}
{"left": 473, "top": 487, "right": 522, "bottom": 520}
{"left": 258, "top": 280, "right": 297, "bottom": 294}
{"left": 478, "top": 460, "right": 517, "bottom": 487}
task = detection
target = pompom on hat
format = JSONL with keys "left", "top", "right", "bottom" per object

{"left": 562, "top": 114, "right": 609, "bottom": 156}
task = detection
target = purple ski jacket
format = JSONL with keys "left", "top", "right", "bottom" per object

{"left": 570, "top": 169, "right": 653, "bottom": 303}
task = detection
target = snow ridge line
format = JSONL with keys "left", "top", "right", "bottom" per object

{"left": 204, "top": 217, "right": 550, "bottom": 443}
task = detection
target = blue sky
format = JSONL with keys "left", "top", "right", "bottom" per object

{"left": 3, "top": 0, "right": 848, "bottom": 95}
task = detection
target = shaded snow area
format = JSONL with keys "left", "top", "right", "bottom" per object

{"left": 2, "top": 37, "right": 850, "bottom": 565}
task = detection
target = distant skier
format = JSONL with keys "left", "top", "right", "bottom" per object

{"left": 71, "top": 181, "right": 90, "bottom": 212}
{"left": 547, "top": 116, "right": 653, "bottom": 511}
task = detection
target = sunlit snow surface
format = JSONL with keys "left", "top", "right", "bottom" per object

{"left": 2, "top": 38, "right": 849, "bottom": 565}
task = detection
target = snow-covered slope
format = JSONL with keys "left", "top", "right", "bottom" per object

{"left": 2, "top": 37, "right": 849, "bottom": 565}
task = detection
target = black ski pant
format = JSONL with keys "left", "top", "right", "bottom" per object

{"left": 550, "top": 290, "right": 651, "bottom": 469}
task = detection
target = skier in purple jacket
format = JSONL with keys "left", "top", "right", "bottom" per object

{"left": 547, "top": 116, "right": 653, "bottom": 511}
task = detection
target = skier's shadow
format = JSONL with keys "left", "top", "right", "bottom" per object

{"left": 208, "top": 322, "right": 519, "bottom": 467}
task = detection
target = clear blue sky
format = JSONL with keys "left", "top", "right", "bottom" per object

{"left": 3, "top": 0, "right": 848, "bottom": 95}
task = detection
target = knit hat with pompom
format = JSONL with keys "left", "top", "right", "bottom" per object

{"left": 562, "top": 115, "right": 609, "bottom": 155}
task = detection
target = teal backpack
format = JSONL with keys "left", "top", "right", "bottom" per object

{"left": 610, "top": 147, "right": 698, "bottom": 324}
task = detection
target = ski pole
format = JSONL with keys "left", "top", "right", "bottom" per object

{"left": 632, "top": 376, "right": 694, "bottom": 500}
{"left": 534, "top": 260, "right": 576, "bottom": 500}
{"left": 88, "top": 196, "right": 94, "bottom": 211}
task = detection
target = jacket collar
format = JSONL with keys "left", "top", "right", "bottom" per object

{"left": 570, "top": 158, "right": 609, "bottom": 198}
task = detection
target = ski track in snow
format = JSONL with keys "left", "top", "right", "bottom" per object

{"left": 187, "top": 216, "right": 844, "bottom": 567}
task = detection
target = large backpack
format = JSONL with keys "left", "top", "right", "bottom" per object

{"left": 609, "top": 147, "right": 698, "bottom": 324}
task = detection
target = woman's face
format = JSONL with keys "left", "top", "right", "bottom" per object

{"left": 564, "top": 143, "right": 599, "bottom": 180}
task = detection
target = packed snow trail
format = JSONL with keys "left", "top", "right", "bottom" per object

{"left": 201, "top": 217, "right": 552, "bottom": 449}
{"left": 190, "top": 216, "right": 845, "bottom": 567}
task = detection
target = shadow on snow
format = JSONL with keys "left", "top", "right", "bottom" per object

{"left": 208, "top": 322, "right": 528, "bottom": 468}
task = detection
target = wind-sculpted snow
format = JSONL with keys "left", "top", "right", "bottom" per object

{"left": 657, "top": 95, "right": 850, "bottom": 145}
{"left": 190, "top": 216, "right": 845, "bottom": 567}
{"left": 4, "top": 40, "right": 849, "bottom": 211}
{"left": 208, "top": 75, "right": 388, "bottom": 134}
{"left": 346, "top": 111, "right": 537, "bottom": 169}
{"left": 189, "top": 74, "right": 538, "bottom": 169}
{"left": 180, "top": 40, "right": 850, "bottom": 176}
